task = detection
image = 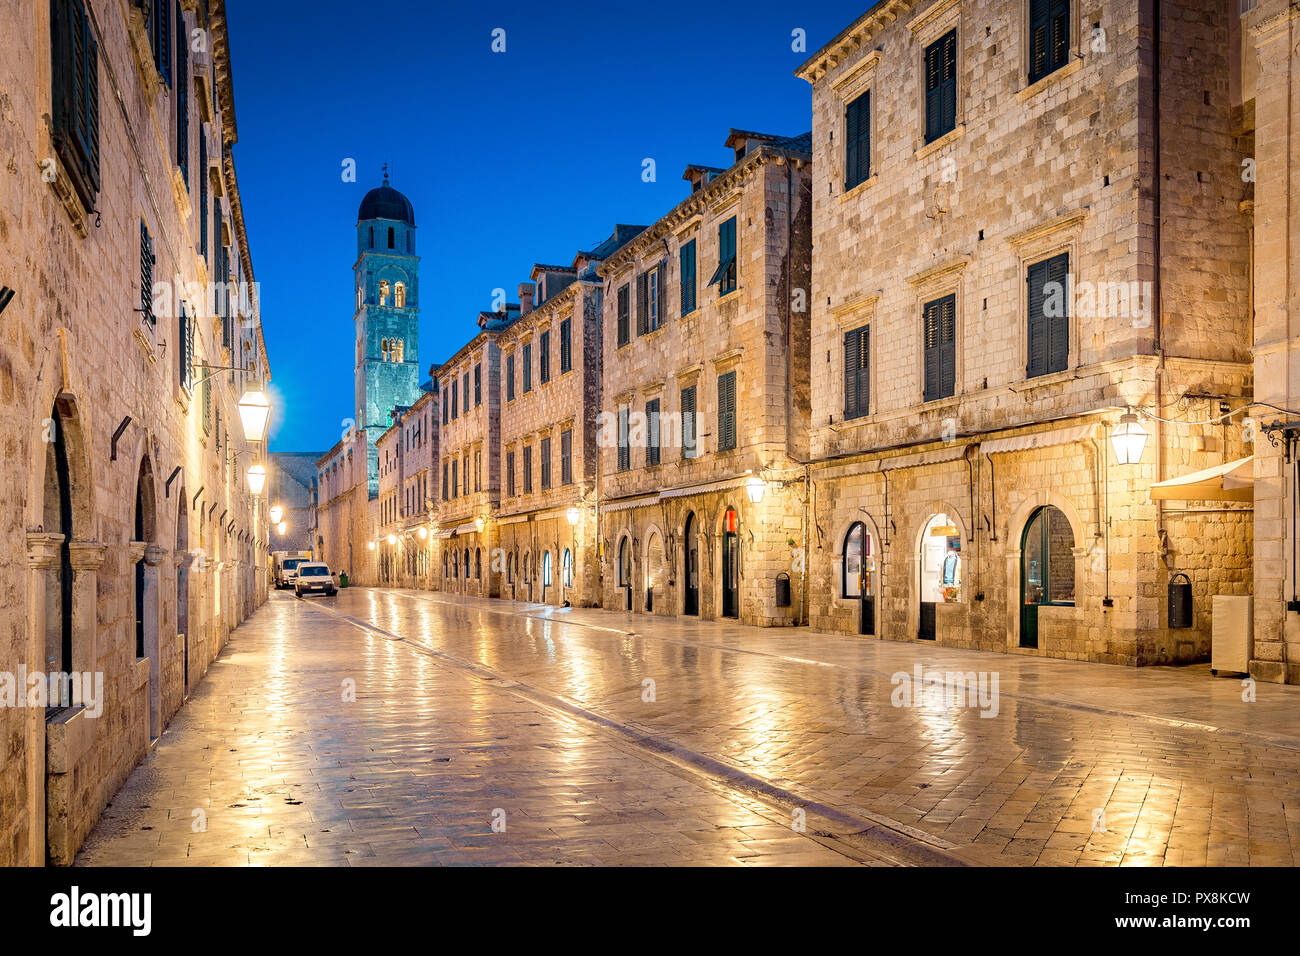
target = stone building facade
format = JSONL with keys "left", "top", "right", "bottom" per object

{"left": 0, "top": 0, "right": 272, "bottom": 863}
{"left": 496, "top": 230, "right": 643, "bottom": 608}
{"left": 268, "top": 452, "right": 319, "bottom": 554}
{"left": 429, "top": 312, "right": 513, "bottom": 597}
{"left": 375, "top": 387, "right": 437, "bottom": 587}
{"left": 312, "top": 429, "right": 375, "bottom": 586}
{"left": 596, "top": 130, "right": 813, "bottom": 627}
{"left": 796, "top": 0, "right": 1253, "bottom": 664}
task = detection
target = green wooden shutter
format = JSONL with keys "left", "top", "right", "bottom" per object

{"left": 656, "top": 261, "right": 667, "bottom": 326}
{"left": 718, "top": 371, "right": 736, "bottom": 451}
{"left": 680, "top": 240, "right": 696, "bottom": 315}
{"left": 646, "top": 399, "right": 660, "bottom": 466}
{"left": 1027, "top": 259, "right": 1049, "bottom": 378}
{"left": 843, "top": 328, "right": 860, "bottom": 419}
{"left": 559, "top": 318, "right": 571, "bottom": 373}
{"left": 923, "top": 298, "right": 941, "bottom": 401}
{"left": 618, "top": 406, "right": 630, "bottom": 471}
{"left": 1047, "top": 252, "right": 1070, "bottom": 374}
{"left": 175, "top": 2, "right": 188, "bottom": 186}
{"left": 636, "top": 272, "right": 648, "bottom": 335}
{"left": 925, "top": 31, "right": 957, "bottom": 142}
{"left": 140, "top": 222, "right": 155, "bottom": 326}
{"left": 939, "top": 294, "right": 956, "bottom": 398}
{"left": 845, "top": 91, "right": 870, "bottom": 190}
{"left": 680, "top": 385, "right": 696, "bottom": 458}
{"left": 617, "top": 284, "right": 629, "bottom": 345}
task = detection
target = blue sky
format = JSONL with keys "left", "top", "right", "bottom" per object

{"left": 226, "top": 0, "right": 868, "bottom": 451}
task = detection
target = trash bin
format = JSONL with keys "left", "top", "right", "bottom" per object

{"left": 775, "top": 572, "right": 791, "bottom": 608}
{"left": 340, "top": 571, "right": 349, "bottom": 589}
{"left": 1168, "top": 572, "right": 1192, "bottom": 628}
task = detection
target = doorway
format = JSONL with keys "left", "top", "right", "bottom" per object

{"left": 176, "top": 492, "right": 189, "bottom": 696}
{"left": 618, "top": 537, "right": 632, "bottom": 611}
{"left": 1020, "top": 505, "right": 1075, "bottom": 649}
{"left": 683, "top": 512, "right": 699, "bottom": 616}
{"left": 918, "top": 513, "right": 961, "bottom": 641}
{"left": 843, "top": 522, "right": 875, "bottom": 635}
{"left": 721, "top": 508, "right": 739, "bottom": 619}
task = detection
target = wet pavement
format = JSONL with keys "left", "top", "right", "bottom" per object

{"left": 77, "top": 588, "right": 1300, "bottom": 866}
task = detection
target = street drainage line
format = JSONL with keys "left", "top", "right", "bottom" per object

{"left": 381, "top": 590, "right": 1300, "bottom": 754}
{"left": 305, "top": 600, "right": 970, "bottom": 868}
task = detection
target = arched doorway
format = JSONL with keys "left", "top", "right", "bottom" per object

{"left": 917, "top": 512, "right": 961, "bottom": 641}
{"left": 721, "top": 508, "right": 739, "bottom": 619}
{"left": 523, "top": 550, "right": 532, "bottom": 601}
{"left": 541, "top": 550, "right": 552, "bottom": 603}
{"left": 43, "top": 404, "right": 75, "bottom": 707}
{"left": 683, "top": 512, "right": 699, "bottom": 616}
{"left": 645, "top": 531, "right": 665, "bottom": 613}
{"left": 843, "top": 521, "right": 875, "bottom": 635}
{"left": 617, "top": 537, "right": 632, "bottom": 611}
{"left": 1020, "top": 505, "right": 1075, "bottom": 648}
{"left": 134, "top": 457, "right": 160, "bottom": 741}
{"left": 506, "top": 550, "right": 515, "bottom": 599}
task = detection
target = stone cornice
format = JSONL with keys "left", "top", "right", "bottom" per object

{"left": 795, "top": 0, "right": 913, "bottom": 83}
{"left": 905, "top": 255, "right": 971, "bottom": 288}
{"left": 1006, "top": 209, "right": 1090, "bottom": 248}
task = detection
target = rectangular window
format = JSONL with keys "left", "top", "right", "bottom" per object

{"left": 923, "top": 293, "right": 957, "bottom": 401}
{"left": 199, "top": 134, "right": 208, "bottom": 263}
{"left": 680, "top": 385, "right": 697, "bottom": 458}
{"left": 523, "top": 445, "right": 533, "bottom": 493}
{"left": 617, "top": 283, "right": 630, "bottom": 347}
{"left": 648, "top": 263, "right": 664, "bottom": 331}
{"left": 539, "top": 330, "right": 551, "bottom": 383}
{"left": 636, "top": 272, "right": 649, "bottom": 336}
{"left": 452, "top": 460, "right": 458, "bottom": 498}
{"left": 540, "top": 436, "right": 552, "bottom": 489}
{"left": 709, "top": 217, "right": 738, "bottom": 295}
{"left": 451, "top": 380, "right": 458, "bottom": 419}
{"left": 845, "top": 90, "right": 871, "bottom": 190}
{"left": 645, "top": 399, "right": 661, "bottom": 467}
{"left": 1029, "top": 0, "right": 1071, "bottom": 84}
{"left": 1027, "top": 252, "right": 1070, "bottom": 377}
{"left": 523, "top": 343, "right": 533, "bottom": 392}
{"left": 506, "top": 451, "right": 516, "bottom": 497}
{"left": 559, "top": 318, "right": 572, "bottom": 373}
{"left": 474, "top": 363, "right": 482, "bottom": 405}
{"left": 474, "top": 449, "right": 481, "bottom": 491}
{"left": 680, "top": 240, "right": 697, "bottom": 316}
{"left": 617, "top": 406, "right": 630, "bottom": 472}
{"left": 140, "top": 222, "right": 155, "bottom": 327}
{"left": 924, "top": 30, "right": 958, "bottom": 143}
{"left": 717, "top": 371, "right": 737, "bottom": 451}
{"left": 843, "top": 325, "right": 870, "bottom": 420}
{"left": 560, "top": 429, "right": 573, "bottom": 485}
{"left": 202, "top": 375, "right": 211, "bottom": 434}
{"left": 463, "top": 371, "right": 470, "bottom": 412}
{"left": 442, "top": 392, "right": 448, "bottom": 425}
{"left": 175, "top": 2, "right": 189, "bottom": 186}
{"left": 506, "top": 353, "right": 516, "bottom": 401}
{"left": 151, "top": 0, "right": 172, "bottom": 87}
{"left": 442, "top": 462, "right": 448, "bottom": 499}
{"left": 179, "top": 305, "right": 193, "bottom": 393}
{"left": 50, "top": 0, "right": 102, "bottom": 209}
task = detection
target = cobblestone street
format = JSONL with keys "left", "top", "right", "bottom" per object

{"left": 74, "top": 588, "right": 1300, "bottom": 867}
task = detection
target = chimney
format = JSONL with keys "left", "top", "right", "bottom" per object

{"left": 518, "top": 282, "right": 535, "bottom": 315}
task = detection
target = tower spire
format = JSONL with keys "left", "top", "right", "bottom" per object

{"left": 381, "top": 162, "right": 390, "bottom": 185}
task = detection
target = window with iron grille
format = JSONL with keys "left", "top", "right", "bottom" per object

{"left": 50, "top": 0, "right": 101, "bottom": 210}
{"left": 559, "top": 318, "right": 571, "bottom": 374}
{"left": 843, "top": 325, "right": 870, "bottom": 420}
{"left": 540, "top": 436, "right": 552, "bottom": 489}
{"left": 1028, "top": 0, "right": 1071, "bottom": 84}
{"left": 845, "top": 90, "right": 871, "bottom": 190}
{"left": 680, "top": 240, "right": 697, "bottom": 316}
{"left": 560, "top": 429, "right": 573, "bottom": 485}
{"left": 924, "top": 30, "right": 958, "bottom": 143}
{"left": 717, "top": 371, "right": 737, "bottom": 451}
{"left": 645, "top": 399, "right": 660, "bottom": 466}
{"left": 140, "top": 222, "right": 156, "bottom": 327}
{"left": 539, "top": 330, "right": 551, "bottom": 383}
{"left": 922, "top": 293, "right": 957, "bottom": 401}
{"left": 616, "top": 283, "right": 630, "bottom": 347}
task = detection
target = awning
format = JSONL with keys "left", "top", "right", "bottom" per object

{"left": 980, "top": 423, "right": 1097, "bottom": 455}
{"left": 1150, "top": 456, "right": 1254, "bottom": 502}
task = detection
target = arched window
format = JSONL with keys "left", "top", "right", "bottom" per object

{"left": 463, "top": 548, "right": 470, "bottom": 578}
{"left": 842, "top": 522, "right": 872, "bottom": 599}
{"left": 1021, "top": 505, "right": 1076, "bottom": 648}
{"left": 443, "top": 552, "right": 448, "bottom": 579}
{"left": 395, "top": 281, "right": 406, "bottom": 308}
{"left": 542, "top": 551, "right": 552, "bottom": 587}
{"left": 617, "top": 538, "right": 631, "bottom": 587}
{"left": 452, "top": 551, "right": 458, "bottom": 578}
{"left": 379, "top": 280, "right": 390, "bottom": 306}
{"left": 523, "top": 552, "right": 531, "bottom": 583}
{"left": 356, "top": 286, "right": 363, "bottom": 309}
{"left": 506, "top": 551, "right": 514, "bottom": 583}
{"left": 562, "top": 548, "right": 573, "bottom": 588}
{"left": 381, "top": 338, "right": 390, "bottom": 361}
{"left": 395, "top": 339, "right": 404, "bottom": 363}
{"left": 388, "top": 226, "right": 395, "bottom": 249}
{"left": 475, "top": 548, "right": 482, "bottom": 579}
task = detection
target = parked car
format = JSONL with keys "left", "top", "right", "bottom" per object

{"left": 294, "top": 562, "right": 337, "bottom": 597}
{"left": 273, "top": 552, "right": 310, "bottom": 590}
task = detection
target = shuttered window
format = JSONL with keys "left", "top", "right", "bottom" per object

{"left": 1027, "top": 252, "right": 1070, "bottom": 378}
{"left": 559, "top": 318, "right": 572, "bottom": 373}
{"left": 151, "top": 0, "right": 172, "bottom": 86}
{"left": 506, "top": 353, "right": 515, "bottom": 401}
{"left": 450, "top": 378, "right": 457, "bottom": 419}
{"left": 636, "top": 272, "right": 649, "bottom": 336}
{"left": 923, "top": 294, "right": 957, "bottom": 402}
{"left": 175, "top": 2, "right": 188, "bottom": 186}
{"left": 540, "top": 436, "right": 552, "bottom": 489}
{"left": 51, "top": 0, "right": 101, "bottom": 209}
{"left": 924, "top": 30, "right": 958, "bottom": 143}
{"left": 648, "top": 262, "right": 665, "bottom": 330}
{"left": 522, "top": 445, "right": 533, "bottom": 493}
{"left": 680, "top": 385, "right": 698, "bottom": 458}
{"left": 680, "top": 240, "right": 697, "bottom": 316}
{"left": 845, "top": 90, "right": 871, "bottom": 190}
{"left": 179, "top": 304, "right": 194, "bottom": 393}
{"left": 843, "top": 324, "right": 870, "bottom": 420}
{"left": 617, "top": 283, "right": 630, "bottom": 347}
{"left": 202, "top": 374, "right": 211, "bottom": 435}
{"left": 645, "top": 399, "right": 661, "bottom": 467}
{"left": 717, "top": 371, "right": 737, "bottom": 451}
{"left": 199, "top": 135, "right": 208, "bottom": 262}
{"left": 617, "top": 406, "right": 630, "bottom": 472}
{"left": 1029, "top": 0, "right": 1071, "bottom": 84}
{"left": 463, "top": 371, "right": 470, "bottom": 410}
{"left": 560, "top": 429, "right": 573, "bottom": 485}
{"left": 539, "top": 330, "right": 551, "bottom": 383}
{"left": 708, "top": 217, "right": 738, "bottom": 295}
{"left": 474, "top": 363, "right": 482, "bottom": 405}
{"left": 505, "top": 451, "right": 515, "bottom": 497}
{"left": 140, "top": 222, "right": 156, "bottom": 327}
{"left": 522, "top": 343, "right": 533, "bottom": 392}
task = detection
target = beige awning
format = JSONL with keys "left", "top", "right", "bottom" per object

{"left": 1150, "top": 456, "right": 1254, "bottom": 502}
{"left": 980, "top": 423, "right": 1098, "bottom": 455}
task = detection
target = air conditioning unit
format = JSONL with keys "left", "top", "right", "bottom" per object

{"left": 1211, "top": 595, "right": 1253, "bottom": 675}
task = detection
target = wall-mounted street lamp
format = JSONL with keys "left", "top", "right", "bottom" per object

{"left": 566, "top": 506, "right": 581, "bottom": 526}
{"left": 367, "top": 541, "right": 376, "bottom": 551}
{"left": 745, "top": 475, "right": 767, "bottom": 504}
{"left": 387, "top": 534, "right": 397, "bottom": 545}
{"left": 475, "top": 516, "right": 486, "bottom": 533}
{"left": 246, "top": 463, "right": 267, "bottom": 495}
{"left": 269, "top": 504, "right": 284, "bottom": 524}
{"left": 1110, "top": 410, "right": 1148, "bottom": 465}
{"left": 418, "top": 526, "right": 428, "bottom": 539}
{"left": 237, "top": 388, "right": 272, "bottom": 443}
{"left": 276, "top": 520, "right": 287, "bottom": 535}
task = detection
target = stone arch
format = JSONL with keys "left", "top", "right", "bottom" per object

{"left": 834, "top": 509, "right": 885, "bottom": 638}
{"left": 908, "top": 499, "right": 970, "bottom": 642}
{"left": 1004, "top": 491, "right": 1088, "bottom": 652}
{"left": 643, "top": 523, "right": 667, "bottom": 614}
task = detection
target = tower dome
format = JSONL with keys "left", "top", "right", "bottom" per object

{"left": 357, "top": 171, "right": 415, "bottom": 226}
